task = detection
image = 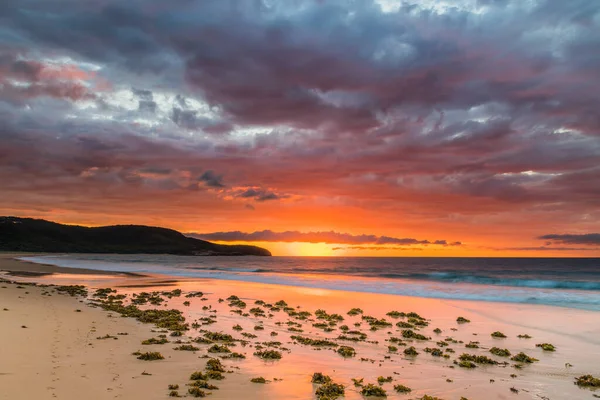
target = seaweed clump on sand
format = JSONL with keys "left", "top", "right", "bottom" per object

{"left": 347, "top": 308, "right": 363, "bottom": 316}
{"left": 403, "top": 346, "right": 419, "bottom": 356}
{"left": 312, "top": 373, "right": 332, "bottom": 384}
{"left": 292, "top": 335, "right": 338, "bottom": 347}
{"left": 459, "top": 353, "right": 498, "bottom": 365}
{"left": 56, "top": 285, "right": 88, "bottom": 297}
{"left": 254, "top": 350, "right": 282, "bottom": 360}
{"left": 207, "top": 344, "right": 231, "bottom": 353}
{"left": 394, "top": 384, "right": 412, "bottom": 393}
{"left": 401, "top": 330, "right": 429, "bottom": 340}
{"left": 187, "top": 388, "right": 207, "bottom": 398}
{"left": 456, "top": 360, "right": 477, "bottom": 369}
{"left": 205, "top": 358, "right": 225, "bottom": 372}
{"left": 517, "top": 334, "right": 532, "bottom": 339}
{"left": 491, "top": 331, "right": 507, "bottom": 338}
{"left": 135, "top": 351, "right": 164, "bottom": 361}
{"left": 536, "top": 343, "right": 556, "bottom": 352}
{"left": 490, "top": 347, "right": 511, "bottom": 357}
{"left": 142, "top": 337, "right": 168, "bottom": 345}
{"left": 456, "top": 316, "right": 470, "bottom": 323}
{"left": 175, "top": 344, "right": 200, "bottom": 351}
{"left": 574, "top": 375, "right": 600, "bottom": 388}
{"left": 336, "top": 346, "right": 356, "bottom": 358}
{"left": 315, "top": 382, "right": 345, "bottom": 400}
{"left": 251, "top": 377, "right": 267, "bottom": 383}
{"left": 361, "top": 383, "right": 387, "bottom": 397}
{"left": 465, "top": 341, "right": 479, "bottom": 349}
{"left": 203, "top": 331, "right": 234, "bottom": 342}
{"left": 377, "top": 376, "right": 393, "bottom": 384}
{"left": 510, "top": 352, "right": 538, "bottom": 363}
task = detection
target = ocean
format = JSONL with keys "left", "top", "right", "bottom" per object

{"left": 19, "top": 255, "right": 600, "bottom": 311}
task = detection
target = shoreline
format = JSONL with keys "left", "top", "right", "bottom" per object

{"left": 2, "top": 255, "right": 600, "bottom": 399}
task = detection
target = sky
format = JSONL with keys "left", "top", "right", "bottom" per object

{"left": 1, "top": 0, "right": 599, "bottom": 257}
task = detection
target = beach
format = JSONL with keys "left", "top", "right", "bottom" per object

{"left": 1, "top": 253, "right": 599, "bottom": 400}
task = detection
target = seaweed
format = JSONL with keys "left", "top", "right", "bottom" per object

{"left": 433, "top": 328, "right": 442, "bottom": 334}
{"left": 456, "top": 316, "right": 470, "bottom": 323}
{"left": 232, "top": 324, "right": 243, "bottom": 331}
{"left": 142, "top": 337, "right": 168, "bottom": 345}
{"left": 205, "top": 358, "right": 225, "bottom": 372}
{"left": 401, "top": 330, "right": 429, "bottom": 340}
{"left": 315, "top": 382, "right": 345, "bottom": 399}
{"left": 187, "top": 388, "right": 207, "bottom": 398}
{"left": 292, "top": 335, "right": 338, "bottom": 347}
{"left": 575, "top": 375, "right": 600, "bottom": 387}
{"left": 347, "top": 308, "right": 363, "bottom": 316}
{"left": 491, "top": 331, "right": 507, "bottom": 338}
{"left": 175, "top": 344, "right": 200, "bottom": 351}
{"left": 424, "top": 347, "right": 444, "bottom": 357}
{"left": 394, "top": 384, "right": 412, "bottom": 393}
{"left": 465, "top": 342, "right": 479, "bottom": 349}
{"left": 456, "top": 360, "right": 477, "bottom": 369}
{"left": 352, "top": 378, "right": 364, "bottom": 387}
{"left": 136, "top": 351, "right": 164, "bottom": 361}
{"left": 207, "top": 344, "right": 231, "bottom": 353}
{"left": 169, "top": 390, "right": 180, "bottom": 397}
{"left": 536, "top": 343, "right": 556, "bottom": 352}
{"left": 377, "top": 376, "right": 393, "bottom": 384}
{"left": 336, "top": 346, "right": 356, "bottom": 357}
{"left": 251, "top": 377, "right": 267, "bottom": 383}
{"left": 254, "top": 350, "right": 283, "bottom": 360}
{"left": 403, "top": 346, "right": 419, "bottom": 356}
{"left": 203, "top": 331, "right": 234, "bottom": 342}
{"left": 510, "top": 352, "right": 538, "bottom": 363}
{"left": 388, "top": 345, "right": 398, "bottom": 353}
{"left": 459, "top": 353, "right": 498, "bottom": 365}
{"left": 311, "top": 373, "right": 332, "bottom": 384}
{"left": 517, "top": 334, "right": 532, "bottom": 339}
{"left": 361, "top": 383, "right": 387, "bottom": 397}
{"left": 489, "top": 347, "right": 511, "bottom": 357}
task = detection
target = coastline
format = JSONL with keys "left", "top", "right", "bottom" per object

{"left": 1, "top": 255, "right": 600, "bottom": 399}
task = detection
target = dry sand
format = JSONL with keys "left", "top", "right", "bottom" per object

{"left": 1, "top": 254, "right": 600, "bottom": 400}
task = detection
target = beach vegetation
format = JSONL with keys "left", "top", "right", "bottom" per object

{"left": 187, "top": 388, "right": 207, "bottom": 397}
{"left": 401, "top": 330, "right": 429, "bottom": 340}
{"left": 465, "top": 342, "right": 479, "bottom": 349}
{"left": 456, "top": 317, "right": 470, "bottom": 323}
{"left": 517, "top": 334, "right": 532, "bottom": 339}
{"left": 142, "top": 337, "right": 168, "bottom": 345}
{"left": 403, "top": 346, "right": 419, "bottom": 356}
{"left": 388, "top": 345, "right": 398, "bottom": 352}
{"left": 352, "top": 378, "right": 364, "bottom": 387}
{"left": 207, "top": 344, "right": 231, "bottom": 353}
{"left": 251, "top": 377, "right": 267, "bottom": 383}
{"left": 347, "top": 308, "right": 363, "bottom": 316}
{"left": 168, "top": 390, "right": 180, "bottom": 397}
{"left": 456, "top": 360, "right": 477, "bottom": 368}
{"left": 377, "top": 376, "right": 393, "bottom": 384}
{"left": 315, "top": 382, "right": 345, "bottom": 399}
{"left": 575, "top": 375, "right": 600, "bottom": 387}
{"left": 361, "top": 383, "right": 387, "bottom": 397}
{"left": 336, "top": 346, "right": 356, "bottom": 357}
{"left": 312, "top": 373, "right": 332, "bottom": 384}
{"left": 459, "top": 353, "right": 498, "bottom": 365}
{"left": 292, "top": 335, "right": 338, "bottom": 347}
{"left": 433, "top": 328, "right": 442, "bottom": 334}
{"left": 510, "top": 352, "right": 538, "bottom": 363}
{"left": 205, "top": 358, "right": 225, "bottom": 372}
{"left": 136, "top": 351, "right": 164, "bottom": 361}
{"left": 254, "top": 350, "right": 282, "bottom": 360}
{"left": 424, "top": 348, "right": 444, "bottom": 357}
{"left": 394, "top": 384, "right": 411, "bottom": 393}
{"left": 490, "top": 347, "right": 511, "bottom": 357}
{"left": 491, "top": 331, "right": 507, "bottom": 338}
{"left": 536, "top": 343, "right": 556, "bottom": 351}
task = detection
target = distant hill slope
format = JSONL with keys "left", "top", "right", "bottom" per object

{"left": 0, "top": 217, "right": 271, "bottom": 256}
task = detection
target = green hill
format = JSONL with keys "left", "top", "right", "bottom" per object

{"left": 0, "top": 217, "right": 271, "bottom": 256}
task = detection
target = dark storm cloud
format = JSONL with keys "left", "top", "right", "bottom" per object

{"left": 198, "top": 170, "right": 224, "bottom": 188}
{"left": 233, "top": 188, "right": 288, "bottom": 202}
{"left": 538, "top": 234, "right": 600, "bottom": 246}
{"left": 188, "top": 230, "right": 457, "bottom": 245}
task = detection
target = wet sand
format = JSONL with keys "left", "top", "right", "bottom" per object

{"left": 1, "top": 254, "right": 600, "bottom": 399}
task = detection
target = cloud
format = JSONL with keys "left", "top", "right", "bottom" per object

{"left": 498, "top": 246, "right": 600, "bottom": 252}
{"left": 537, "top": 233, "right": 600, "bottom": 246}
{"left": 188, "top": 230, "right": 459, "bottom": 245}
{"left": 231, "top": 187, "right": 289, "bottom": 202}
{"left": 198, "top": 170, "right": 224, "bottom": 188}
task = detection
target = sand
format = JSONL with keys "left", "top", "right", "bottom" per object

{"left": 1, "top": 254, "right": 600, "bottom": 400}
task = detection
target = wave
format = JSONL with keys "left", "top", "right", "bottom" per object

{"left": 386, "top": 272, "right": 600, "bottom": 291}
